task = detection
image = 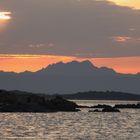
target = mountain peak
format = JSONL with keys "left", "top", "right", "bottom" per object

{"left": 37, "top": 60, "right": 96, "bottom": 75}
{"left": 51, "top": 60, "right": 95, "bottom": 67}
{"left": 80, "top": 60, "right": 96, "bottom": 67}
{"left": 36, "top": 60, "right": 116, "bottom": 76}
{"left": 52, "top": 60, "right": 93, "bottom": 66}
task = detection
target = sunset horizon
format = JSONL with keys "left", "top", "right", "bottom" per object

{"left": 0, "top": 54, "right": 139, "bottom": 74}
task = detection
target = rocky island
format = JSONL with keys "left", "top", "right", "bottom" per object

{"left": 0, "top": 90, "right": 79, "bottom": 112}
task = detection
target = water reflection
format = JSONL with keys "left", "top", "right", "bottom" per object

{"left": 0, "top": 100, "right": 140, "bottom": 140}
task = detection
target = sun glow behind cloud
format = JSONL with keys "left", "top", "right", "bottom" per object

{"left": 0, "top": 11, "right": 11, "bottom": 30}
{"left": 0, "top": 12, "right": 11, "bottom": 20}
{"left": 112, "top": 36, "right": 132, "bottom": 42}
{"left": 108, "top": 0, "right": 140, "bottom": 9}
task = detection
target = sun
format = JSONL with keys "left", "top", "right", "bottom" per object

{"left": 0, "top": 12, "right": 11, "bottom": 20}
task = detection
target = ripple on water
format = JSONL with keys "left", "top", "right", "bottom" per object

{"left": 0, "top": 104, "right": 140, "bottom": 139}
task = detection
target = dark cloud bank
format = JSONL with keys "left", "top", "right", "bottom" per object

{"left": 0, "top": 0, "right": 140, "bottom": 58}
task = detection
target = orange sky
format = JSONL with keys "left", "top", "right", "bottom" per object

{"left": 0, "top": 54, "right": 139, "bottom": 74}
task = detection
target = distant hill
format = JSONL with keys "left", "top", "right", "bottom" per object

{"left": 62, "top": 91, "right": 140, "bottom": 101}
{"left": 0, "top": 60, "right": 140, "bottom": 94}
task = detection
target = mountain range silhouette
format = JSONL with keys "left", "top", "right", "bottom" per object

{"left": 0, "top": 60, "right": 140, "bottom": 94}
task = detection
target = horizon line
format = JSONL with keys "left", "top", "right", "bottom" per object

{"left": 0, "top": 54, "right": 140, "bottom": 74}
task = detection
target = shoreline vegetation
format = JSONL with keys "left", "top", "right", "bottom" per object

{"left": 0, "top": 89, "right": 140, "bottom": 113}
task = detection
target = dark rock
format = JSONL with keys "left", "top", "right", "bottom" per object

{"left": 114, "top": 103, "right": 140, "bottom": 109}
{"left": 91, "top": 104, "right": 112, "bottom": 108}
{"left": 102, "top": 106, "right": 120, "bottom": 112}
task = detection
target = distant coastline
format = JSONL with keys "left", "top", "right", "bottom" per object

{"left": 61, "top": 91, "right": 140, "bottom": 101}
{"left": 1, "top": 89, "right": 140, "bottom": 101}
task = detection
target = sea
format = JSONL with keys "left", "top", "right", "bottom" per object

{"left": 0, "top": 100, "right": 140, "bottom": 140}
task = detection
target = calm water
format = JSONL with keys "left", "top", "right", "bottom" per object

{"left": 0, "top": 100, "right": 140, "bottom": 140}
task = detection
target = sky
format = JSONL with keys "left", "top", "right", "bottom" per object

{"left": 0, "top": 0, "right": 140, "bottom": 74}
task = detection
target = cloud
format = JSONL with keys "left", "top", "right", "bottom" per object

{"left": 112, "top": 36, "right": 133, "bottom": 43}
{"left": 0, "top": 0, "right": 140, "bottom": 58}
{"left": 0, "top": 54, "right": 44, "bottom": 59}
{"left": 28, "top": 43, "right": 54, "bottom": 48}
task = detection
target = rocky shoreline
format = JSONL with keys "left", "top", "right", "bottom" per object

{"left": 0, "top": 89, "right": 140, "bottom": 113}
{"left": 79, "top": 103, "right": 140, "bottom": 113}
